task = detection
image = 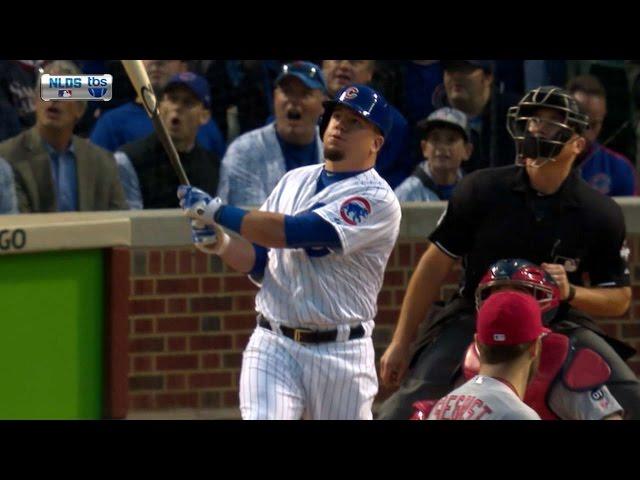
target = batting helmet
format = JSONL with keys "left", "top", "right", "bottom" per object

{"left": 507, "top": 86, "right": 589, "bottom": 166}
{"left": 320, "top": 84, "right": 392, "bottom": 138}
{"left": 475, "top": 258, "right": 561, "bottom": 325}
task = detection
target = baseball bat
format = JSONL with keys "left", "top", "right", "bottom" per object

{"left": 120, "top": 60, "right": 190, "bottom": 186}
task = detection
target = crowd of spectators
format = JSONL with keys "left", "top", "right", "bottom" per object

{"left": 0, "top": 59, "right": 637, "bottom": 215}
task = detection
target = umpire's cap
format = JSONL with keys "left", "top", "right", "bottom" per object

{"left": 320, "top": 84, "right": 393, "bottom": 138}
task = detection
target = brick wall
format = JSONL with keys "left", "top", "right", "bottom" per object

{"left": 127, "top": 237, "right": 640, "bottom": 413}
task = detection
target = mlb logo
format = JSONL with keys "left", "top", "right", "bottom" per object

{"left": 58, "top": 89, "right": 72, "bottom": 98}
{"left": 493, "top": 333, "right": 506, "bottom": 342}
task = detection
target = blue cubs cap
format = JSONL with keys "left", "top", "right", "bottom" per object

{"left": 417, "top": 107, "right": 471, "bottom": 142}
{"left": 276, "top": 61, "right": 327, "bottom": 93}
{"left": 441, "top": 60, "right": 494, "bottom": 73}
{"left": 320, "top": 84, "right": 392, "bottom": 138}
{"left": 164, "top": 72, "right": 212, "bottom": 108}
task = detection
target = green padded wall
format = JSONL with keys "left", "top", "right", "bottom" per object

{"left": 0, "top": 250, "right": 104, "bottom": 419}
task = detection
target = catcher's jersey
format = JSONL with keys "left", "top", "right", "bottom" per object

{"left": 254, "top": 164, "right": 401, "bottom": 329}
{"left": 548, "top": 382, "right": 623, "bottom": 420}
{"left": 428, "top": 375, "right": 541, "bottom": 420}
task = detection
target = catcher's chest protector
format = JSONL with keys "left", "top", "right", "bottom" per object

{"left": 462, "top": 333, "right": 610, "bottom": 420}
{"left": 409, "top": 334, "right": 614, "bottom": 420}
{"left": 463, "top": 333, "right": 569, "bottom": 420}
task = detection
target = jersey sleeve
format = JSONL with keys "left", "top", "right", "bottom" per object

{"left": 312, "top": 187, "right": 401, "bottom": 256}
{"left": 427, "top": 173, "right": 479, "bottom": 258}
{"left": 585, "top": 203, "right": 631, "bottom": 287}
{"left": 548, "top": 382, "right": 624, "bottom": 420}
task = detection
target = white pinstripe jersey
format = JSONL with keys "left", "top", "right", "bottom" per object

{"left": 254, "top": 164, "right": 401, "bottom": 329}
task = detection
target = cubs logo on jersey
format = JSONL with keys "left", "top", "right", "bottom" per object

{"left": 589, "top": 173, "right": 612, "bottom": 195}
{"left": 340, "top": 196, "right": 371, "bottom": 225}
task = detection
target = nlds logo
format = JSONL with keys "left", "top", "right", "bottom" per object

{"left": 41, "top": 74, "right": 112, "bottom": 101}
{"left": 49, "top": 77, "right": 82, "bottom": 88}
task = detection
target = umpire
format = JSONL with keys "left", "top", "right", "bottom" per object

{"left": 379, "top": 86, "right": 640, "bottom": 419}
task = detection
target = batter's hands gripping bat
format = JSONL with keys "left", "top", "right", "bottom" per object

{"left": 120, "top": 60, "right": 190, "bottom": 185}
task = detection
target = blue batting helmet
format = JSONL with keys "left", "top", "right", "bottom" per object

{"left": 320, "top": 84, "right": 392, "bottom": 138}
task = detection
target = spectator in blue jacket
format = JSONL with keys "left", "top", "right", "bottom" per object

{"left": 395, "top": 107, "right": 472, "bottom": 201}
{"left": 568, "top": 74, "right": 638, "bottom": 196}
{"left": 217, "top": 61, "right": 326, "bottom": 206}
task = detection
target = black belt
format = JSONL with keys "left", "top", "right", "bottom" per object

{"left": 258, "top": 314, "right": 365, "bottom": 343}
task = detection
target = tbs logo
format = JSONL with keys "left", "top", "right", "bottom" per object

{"left": 87, "top": 76, "right": 108, "bottom": 98}
{"left": 88, "top": 88, "right": 108, "bottom": 98}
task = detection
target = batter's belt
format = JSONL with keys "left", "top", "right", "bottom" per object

{"left": 257, "top": 314, "right": 365, "bottom": 344}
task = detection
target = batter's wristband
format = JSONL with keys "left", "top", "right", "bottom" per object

{"left": 566, "top": 285, "right": 576, "bottom": 303}
{"left": 215, "top": 205, "right": 247, "bottom": 234}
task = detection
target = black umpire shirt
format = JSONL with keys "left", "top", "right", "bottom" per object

{"left": 429, "top": 164, "right": 630, "bottom": 301}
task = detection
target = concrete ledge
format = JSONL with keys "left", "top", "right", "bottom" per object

{"left": 0, "top": 211, "right": 131, "bottom": 255}
{"left": 1, "top": 196, "right": 640, "bottom": 254}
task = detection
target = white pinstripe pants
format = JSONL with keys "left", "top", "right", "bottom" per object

{"left": 239, "top": 324, "right": 378, "bottom": 420}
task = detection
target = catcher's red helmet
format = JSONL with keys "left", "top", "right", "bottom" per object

{"left": 475, "top": 258, "right": 561, "bottom": 325}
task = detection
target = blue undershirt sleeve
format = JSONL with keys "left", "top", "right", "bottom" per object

{"left": 284, "top": 212, "right": 341, "bottom": 249}
{"left": 249, "top": 244, "right": 269, "bottom": 277}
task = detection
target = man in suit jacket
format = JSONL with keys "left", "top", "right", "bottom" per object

{"left": 0, "top": 60, "right": 128, "bottom": 213}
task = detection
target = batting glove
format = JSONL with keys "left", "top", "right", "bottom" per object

{"left": 191, "top": 219, "right": 231, "bottom": 255}
{"left": 177, "top": 185, "right": 223, "bottom": 226}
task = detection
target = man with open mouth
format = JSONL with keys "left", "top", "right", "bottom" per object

{"left": 114, "top": 72, "right": 220, "bottom": 210}
{"left": 217, "top": 61, "right": 327, "bottom": 207}
{"left": 0, "top": 60, "right": 128, "bottom": 213}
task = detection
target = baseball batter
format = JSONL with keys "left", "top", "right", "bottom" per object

{"left": 429, "top": 291, "right": 544, "bottom": 420}
{"left": 178, "top": 84, "right": 401, "bottom": 419}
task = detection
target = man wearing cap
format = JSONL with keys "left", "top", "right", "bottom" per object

{"left": 426, "top": 291, "right": 544, "bottom": 420}
{"left": 322, "top": 60, "right": 412, "bottom": 189}
{"left": 567, "top": 74, "right": 638, "bottom": 197}
{"left": 379, "top": 86, "right": 638, "bottom": 420}
{"left": 436, "top": 60, "right": 519, "bottom": 174}
{"left": 395, "top": 107, "right": 472, "bottom": 201}
{"left": 414, "top": 285, "right": 624, "bottom": 421}
{"left": 90, "top": 60, "right": 226, "bottom": 159}
{"left": 217, "top": 61, "right": 326, "bottom": 206}
{"left": 177, "top": 84, "right": 401, "bottom": 419}
{"left": 114, "top": 72, "right": 220, "bottom": 209}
